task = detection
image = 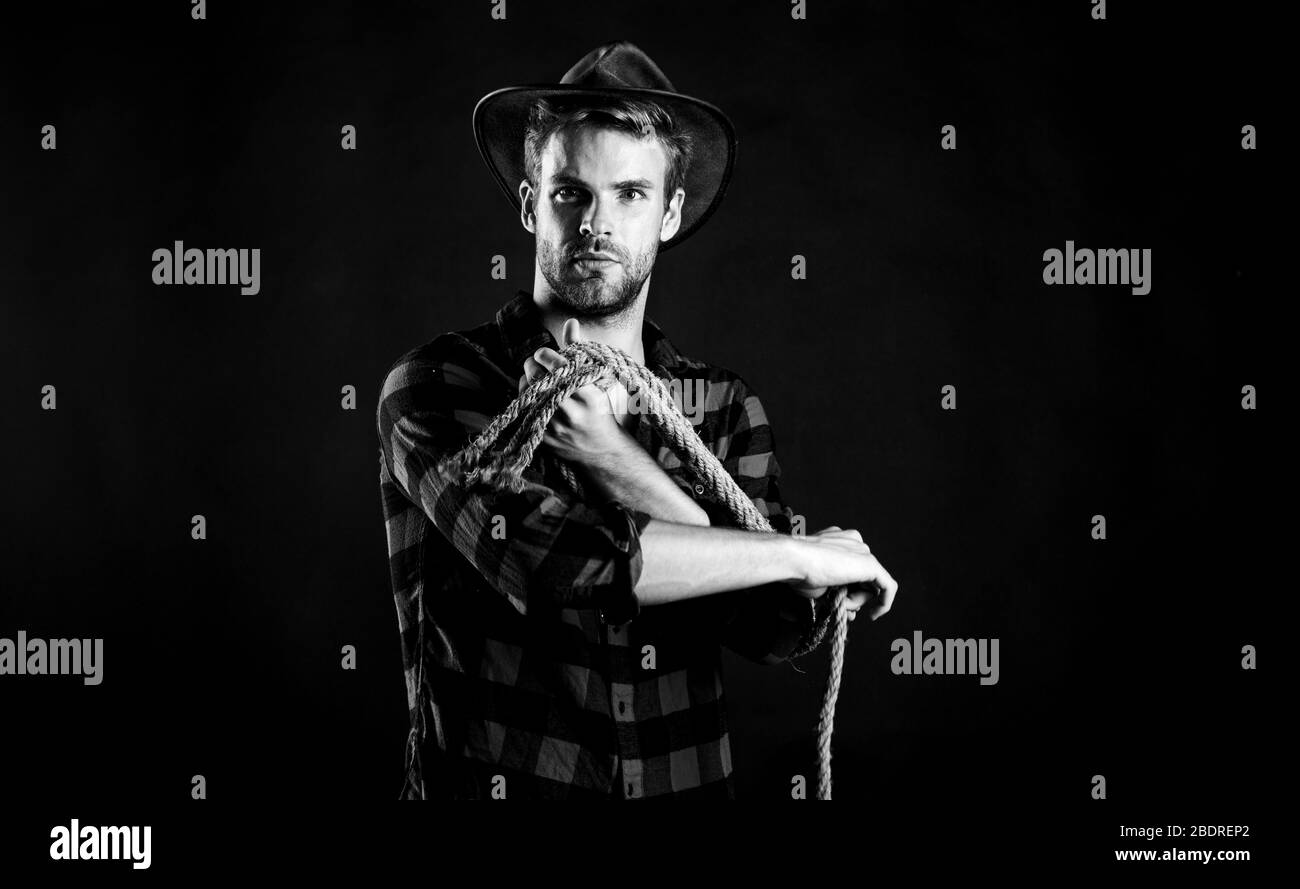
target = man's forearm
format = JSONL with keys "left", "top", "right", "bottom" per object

{"left": 632, "top": 519, "right": 805, "bottom": 605}
{"left": 576, "top": 424, "right": 809, "bottom": 607}
{"left": 578, "top": 425, "right": 710, "bottom": 526}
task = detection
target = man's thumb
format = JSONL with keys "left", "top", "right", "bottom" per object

{"left": 562, "top": 318, "right": 583, "bottom": 347}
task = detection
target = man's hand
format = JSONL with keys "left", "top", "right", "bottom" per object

{"left": 520, "top": 318, "right": 632, "bottom": 465}
{"left": 788, "top": 526, "right": 899, "bottom": 622}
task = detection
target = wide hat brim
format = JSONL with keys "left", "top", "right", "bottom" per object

{"left": 472, "top": 85, "right": 737, "bottom": 252}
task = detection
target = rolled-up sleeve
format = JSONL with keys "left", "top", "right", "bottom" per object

{"left": 702, "top": 376, "right": 817, "bottom": 664}
{"left": 377, "top": 337, "right": 652, "bottom": 621}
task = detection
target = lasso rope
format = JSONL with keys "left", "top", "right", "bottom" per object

{"left": 435, "top": 340, "right": 851, "bottom": 800}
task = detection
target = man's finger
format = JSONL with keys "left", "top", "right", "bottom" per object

{"left": 561, "top": 318, "right": 583, "bottom": 348}
{"left": 519, "top": 356, "right": 542, "bottom": 392}
{"left": 534, "top": 346, "right": 568, "bottom": 374}
{"left": 869, "top": 573, "right": 899, "bottom": 621}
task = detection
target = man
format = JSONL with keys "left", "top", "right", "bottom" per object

{"left": 376, "top": 41, "right": 898, "bottom": 800}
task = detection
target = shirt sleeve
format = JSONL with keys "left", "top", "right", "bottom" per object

{"left": 376, "top": 336, "right": 653, "bottom": 625}
{"left": 698, "top": 375, "right": 818, "bottom": 665}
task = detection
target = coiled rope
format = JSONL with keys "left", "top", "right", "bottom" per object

{"left": 435, "top": 340, "right": 850, "bottom": 800}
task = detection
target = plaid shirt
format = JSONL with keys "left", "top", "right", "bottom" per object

{"left": 376, "top": 290, "right": 817, "bottom": 800}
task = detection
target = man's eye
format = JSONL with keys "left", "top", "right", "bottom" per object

{"left": 621, "top": 189, "right": 646, "bottom": 200}
{"left": 555, "top": 187, "right": 582, "bottom": 199}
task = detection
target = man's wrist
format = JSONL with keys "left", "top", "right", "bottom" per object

{"left": 775, "top": 532, "right": 809, "bottom": 586}
{"left": 577, "top": 424, "right": 635, "bottom": 469}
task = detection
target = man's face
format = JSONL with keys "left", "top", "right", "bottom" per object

{"left": 522, "top": 125, "right": 683, "bottom": 319}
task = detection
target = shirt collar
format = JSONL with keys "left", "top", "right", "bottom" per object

{"left": 496, "top": 289, "right": 686, "bottom": 382}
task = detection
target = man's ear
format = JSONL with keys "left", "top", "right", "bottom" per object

{"left": 659, "top": 187, "right": 685, "bottom": 242}
{"left": 519, "top": 180, "right": 537, "bottom": 234}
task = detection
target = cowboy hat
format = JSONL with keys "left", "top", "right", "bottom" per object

{"left": 472, "top": 40, "right": 737, "bottom": 252}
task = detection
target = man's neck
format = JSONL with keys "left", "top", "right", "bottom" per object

{"left": 532, "top": 283, "right": 648, "bottom": 366}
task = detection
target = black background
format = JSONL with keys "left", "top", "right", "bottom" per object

{"left": 0, "top": 0, "right": 1276, "bottom": 861}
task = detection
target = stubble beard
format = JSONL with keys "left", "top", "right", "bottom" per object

{"left": 537, "top": 233, "right": 658, "bottom": 321}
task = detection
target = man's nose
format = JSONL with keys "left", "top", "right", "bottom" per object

{"left": 578, "top": 195, "right": 614, "bottom": 238}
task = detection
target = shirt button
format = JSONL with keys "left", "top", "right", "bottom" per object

{"left": 693, "top": 483, "right": 705, "bottom": 495}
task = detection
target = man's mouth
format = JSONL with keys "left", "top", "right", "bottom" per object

{"left": 572, "top": 253, "right": 619, "bottom": 265}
